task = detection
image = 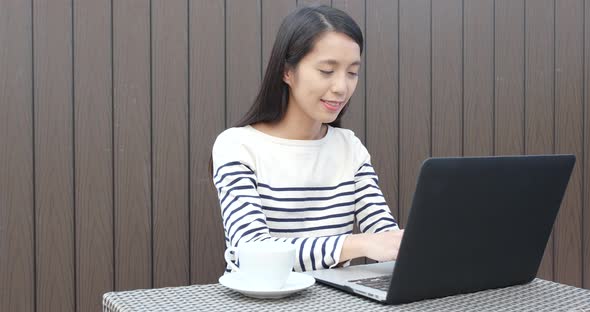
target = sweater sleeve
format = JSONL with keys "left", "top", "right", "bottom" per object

{"left": 352, "top": 137, "right": 399, "bottom": 233}
{"left": 212, "top": 130, "right": 349, "bottom": 272}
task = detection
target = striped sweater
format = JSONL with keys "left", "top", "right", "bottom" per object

{"left": 212, "top": 125, "right": 399, "bottom": 272}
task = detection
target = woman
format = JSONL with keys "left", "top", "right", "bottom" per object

{"left": 211, "top": 5, "right": 404, "bottom": 273}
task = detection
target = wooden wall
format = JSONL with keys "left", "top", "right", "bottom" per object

{"left": 1, "top": 0, "right": 589, "bottom": 311}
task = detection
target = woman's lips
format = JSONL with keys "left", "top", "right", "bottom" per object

{"left": 321, "top": 99, "right": 343, "bottom": 112}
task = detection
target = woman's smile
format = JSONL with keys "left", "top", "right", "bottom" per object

{"left": 321, "top": 99, "right": 344, "bottom": 112}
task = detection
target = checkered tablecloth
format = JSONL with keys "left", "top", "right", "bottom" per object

{"left": 103, "top": 278, "right": 590, "bottom": 312}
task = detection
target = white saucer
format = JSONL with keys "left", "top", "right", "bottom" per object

{"left": 219, "top": 272, "right": 315, "bottom": 299}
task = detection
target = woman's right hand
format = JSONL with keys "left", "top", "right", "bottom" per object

{"left": 340, "top": 229, "right": 405, "bottom": 263}
{"left": 362, "top": 229, "right": 405, "bottom": 261}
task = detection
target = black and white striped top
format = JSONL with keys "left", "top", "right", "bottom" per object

{"left": 212, "top": 125, "right": 398, "bottom": 272}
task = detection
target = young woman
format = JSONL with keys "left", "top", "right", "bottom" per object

{"left": 211, "top": 5, "right": 404, "bottom": 273}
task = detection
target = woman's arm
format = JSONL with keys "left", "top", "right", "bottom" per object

{"left": 348, "top": 145, "right": 404, "bottom": 262}
{"left": 353, "top": 163, "right": 399, "bottom": 233}
{"left": 215, "top": 160, "right": 351, "bottom": 271}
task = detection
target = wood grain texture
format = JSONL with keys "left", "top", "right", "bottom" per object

{"left": 297, "top": 0, "right": 331, "bottom": 7}
{"left": 0, "top": 0, "right": 34, "bottom": 311}
{"left": 525, "top": 0, "right": 555, "bottom": 281}
{"left": 190, "top": 0, "right": 226, "bottom": 284}
{"left": 33, "top": 0, "right": 75, "bottom": 310}
{"left": 5, "top": 3, "right": 590, "bottom": 310}
{"left": 73, "top": 0, "right": 114, "bottom": 310}
{"left": 432, "top": 0, "right": 462, "bottom": 157}
{"left": 151, "top": 0, "right": 190, "bottom": 288}
{"left": 366, "top": 0, "right": 399, "bottom": 227}
{"left": 365, "top": 0, "right": 399, "bottom": 264}
{"left": 333, "top": 0, "right": 366, "bottom": 143}
{"left": 554, "top": 0, "right": 584, "bottom": 288}
{"left": 113, "top": 0, "right": 152, "bottom": 291}
{"left": 262, "top": 0, "right": 296, "bottom": 75}
{"left": 398, "top": 0, "right": 431, "bottom": 226}
{"left": 226, "top": 0, "right": 261, "bottom": 126}
{"left": 495, "top": 0, "right": 525, "bottom": 156}
{"left": 585, "top": 0, "right": 590, "bottom": 289}
{"left": 463, "top": 0, "right": 494, "bottom": 156}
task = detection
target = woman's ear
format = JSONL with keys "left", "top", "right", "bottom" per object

{"left": 283, "top": 66, "right": 293, "bottom": 86}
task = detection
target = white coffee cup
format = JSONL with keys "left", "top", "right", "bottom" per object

{"left": 224, "top": 240, "right": 296, "bottom": 290}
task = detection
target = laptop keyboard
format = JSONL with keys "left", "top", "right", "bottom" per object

{"left": 348, "top": 275, "right": 392, "bottom": 291}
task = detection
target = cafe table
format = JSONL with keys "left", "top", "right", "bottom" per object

{"left": 103, "top": 278, "right": 590, "bottom": 311}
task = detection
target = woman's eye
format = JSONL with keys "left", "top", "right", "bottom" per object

{"left": 348, "top": 72, "right": 359, "bottom": 77}
{"left": 319, "top": 70, "right": 333, "bottom": 75}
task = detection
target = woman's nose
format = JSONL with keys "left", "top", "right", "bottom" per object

{"left": 330, "top": 75, "right": 347, "bottom": 95}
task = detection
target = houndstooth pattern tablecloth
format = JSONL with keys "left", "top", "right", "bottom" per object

{"left": 103, "top": 278, "right": 590, "bottom": 312}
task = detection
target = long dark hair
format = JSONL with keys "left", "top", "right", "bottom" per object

{"left": 210, "top": 5, "right": 364, "bottom": 179}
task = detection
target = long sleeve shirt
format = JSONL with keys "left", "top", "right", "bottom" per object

{"left": 212, "top": 124, "right": 399, "bottom": 272}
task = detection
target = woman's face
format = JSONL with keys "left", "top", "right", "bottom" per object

{"left": 283, "top": 31, "right": 361, "bottom": 125}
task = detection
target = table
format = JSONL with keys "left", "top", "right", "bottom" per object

{"left": 103, "top": 278, "right": 590, "bottom": 311}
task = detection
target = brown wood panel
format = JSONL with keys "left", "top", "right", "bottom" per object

{"left": 525, "top": 0, "right": 556, "bottom": 281}
{"left": 33, "top": 0, "right": 75, "bottom": 310}
{"left": 190, "top": 0, "right": 226, "bottom": 284}
{"left": 398, "top": 0, "right": 430, "bottom": 226}
{"left": 365, "top": 0, "right": 399, "bottom": 223}
{"left": 585, "top": 0, "right": 590, "bottom": 289}
{"left": 0, "top": 1, "right": 34, "bottom": 311}
{"left": 554, "top": 0, "right": 584, "bottom": 288}
{"left": 432, "top": 0, "right": 462, "bottom": 157}
{"left": 262, "top": 0, "right": 296, "bottom": 74}
{"left": 366, "top": 0, "right": 398, "bottom": 263}
{"left": 152, "top": 0, "right": 190, "bottom": 288}
{"left": 226, "top": 0, "right": 262, "bottom": 126}
{"left": 74, "top": 0, "right": 114, "bottom": 310}
{"left": 463, "top": 0, "right": 494, "bottom": 156}
{"left": 113, "top": 0, "right": 152, "bottom": 291}
{"left": 333, "top": 0, "right": 366, "bottom": 143}
{"left": 297, "top": 0, "right": 331, "bottom": 7}
{"left": 5, "top": 0, "right": 590, "bottom": 304}
{"left": 495, "top": 0, "right": 524, "bottom": 156}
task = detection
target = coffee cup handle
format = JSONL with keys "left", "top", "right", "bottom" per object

{"left": 224, "top": 247, "right": 240, "bottom": 272}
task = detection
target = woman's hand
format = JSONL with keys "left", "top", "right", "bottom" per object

{"left": 340, "top": 229, "right": 405, "bottom": 263}
{"left": 362, "top": 229, "right": 404, "bottom": 261}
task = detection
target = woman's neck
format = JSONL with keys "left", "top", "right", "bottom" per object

{"left": 252, "top": 115, "right": 326, "bottom": 141}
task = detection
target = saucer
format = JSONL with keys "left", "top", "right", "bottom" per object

{"left": 219, "top": 272, "right": 315, "bottom": 299}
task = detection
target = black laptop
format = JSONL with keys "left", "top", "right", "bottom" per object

{"left": 306, "top": 155, "right": 576, "bottom": 305}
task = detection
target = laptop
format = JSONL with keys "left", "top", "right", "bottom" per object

{"left": 306, "top": 155, "right": 576, "bottom": 305}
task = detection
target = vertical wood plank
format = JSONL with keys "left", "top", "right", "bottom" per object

{"left": 495, "top": 0, "right": 525, "bottom": 156}
{"left": 33, "top": 0, "right": 75, "bottom": 310}
{"left": 74, "top": 0, "right": 114, "bottom": 309}
{"left": 226, "top": 0, "right": 261, "bottom": 126}
{"left": 554, "top": 0, "right": 584, "bottom": 288}
{"left": 464, "top": 0, "right": 494, "bottom": 156}
{"left": 585, "top": 0, "right": 590, "bottom": 289}
{"left": 399, "top": 0, "right": 431, "bottom": 227}
{"left": 152, "top": 0, "right": 190, "bottom": 288}
{"left": 365, "top": 0, "right": 399, "bottom": 264}
{"left": 297, "top": 0, "right": 331, "bottom": 7}
{"left": 333, "top": 0, "right": 366, "bottom": 143}
{"left": 0, "top": 0, "right": 34, "bottom": 311}
{"left": 398, "top": 0, "right": 430, "bottom": 226}
{"left": 366, "top": 0, "right": 399, "bottom": 230}
{"left": 190, "top": 0, "right": 226, "bottom": 284}
{"left": 262, "top": 0, "right": 296, "bottom": 74}
{"left": 432, "top": 0, "right": 462, "bottom": 157}
{"left": 526, "top": 0, "right": 555, "bottom": 281}
{"left": 113, "top": 0, "right": 152, "bottom": 291}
